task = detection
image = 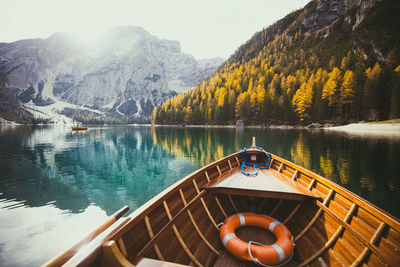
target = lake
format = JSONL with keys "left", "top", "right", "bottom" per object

{"left": 0, "top": 125, "right": 399, "bottom": 266}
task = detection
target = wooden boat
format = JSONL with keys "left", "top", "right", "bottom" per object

{"left": 71, "top": 126, "right": 88, "bottom": 131}
{"left": 43, "top": 138, "right": 400, "bottom": 267}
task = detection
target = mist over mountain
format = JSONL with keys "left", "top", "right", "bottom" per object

{"left": 0, "top": 26, "right": 223, "bottom": 123}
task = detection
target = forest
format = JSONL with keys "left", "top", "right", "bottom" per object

{"left": 152, "top": 0, "right": 400, "bottom": 125}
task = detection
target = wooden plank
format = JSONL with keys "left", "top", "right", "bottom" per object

{"left": 227, "top": 194, "right": 238, "bottom": 213}
{"left": 216, "top": 165, "right": 222, "bottom": 176}
{"left": 204, "top": 171, "right": 210, "bottom": 183}
{"left": 278, "top": 163, "right": 284, "bottom": 173}
{"left": 333, "top": 238, "right": 356, "bottom": 265}
{"left": 208, "top": 187, "right": 315, "bottom": 201}
{"left": 144, "top": 215, "right": 164, "bottom": 261}
{"left": 228, "top": 160, "right": 232, "bottom": 170}
{"left": 206, "top": 169, "right": 318, "bottom": 200}
{"left": 299, "top": 195, "right": 357, "bottom": 266}
{"left": 345, "top": 203, "right": 358, "bottom": 223}
{"left": 136, "top": 191, "right": 206, "bottom": 258}
{"left": 186, "top": 209, "right": 220, "bottom": 256}
{"left": 101, "top": 240, "right": 135, "bottom": 267}
{"left": 270, "top": 158, "right": 274, "bottom": 168}
{"left": 316, "top": 201, "right": 395, "bottom": 266}
{"left": 292, "top": 170, "right": 298, "bottom": 180}
{"left": 179, "top": 189, "right": 187, "bottom": 206}
{"left": 270, "top": 153, "right": 400, "bottom": 233}
{"left": 171, "top": 224, "right": 202, "bottom": 266}
{"left": 235, "top": 157, "right": 240, "bottom": 166}
{"left": 295, "top": 189, "right": 334, "bottom": 242}
{"left": 214, "top": 196, "right": 227, "bottom": 218}
{"left": 136, "top": 258, "right": 191, "bottom": 267}
{"left": 240, "top": 196, "right": 248, "bottom": 211}
{"left": 163, "top": 201, "right": 203, "bottom": 267}
{"left": 163, "top": 201, "right": 173, "bottom": 221}
{"left": 192, "top": 180, "right": 200, "bottom": 194}
{"left": 257, "top": 199, "right": 267, "bottom": 213}
{"left": 299, "top": 225, "right": 345, "bottom": 267}
{"left": 179, "top": 196, "right": 220, "bottom": 257}
{"left": 350, "top": 222, "right": 387, "bottom": 267}
{"left": 350, "top": 216, "right": 375, "bottom": 241}
{"left": 300, "top": 202, "right": 356, "bottom": 267}
{"left": 192, "top": 179, "right": 219, "bottom": 229}
{"left": 117, "top": 238, "right": 128, "bottom": 257}
{"left": 283, "top": 203, "right": 301, "bottom": 224}
{"left": 270, "top": 199, "right": 283, "bottom": 216}
{"left": 200, "top": 198, "right": 219, "bottom": 230}
{"left": 307, "top": 179, "right": 316, "bottom": 191}
{"left": 371, "top": 222, "right": 386, "bottom": 244}
{"left": 329, "top": 199, "right": 349, "bottom": 221}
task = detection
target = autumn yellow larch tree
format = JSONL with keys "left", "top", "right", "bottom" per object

{"left": 322, "top": 67, "right": 342, "bottom": 119}
{"left": 340, "top": 70, "right": 355, "bottom": 119}
{"left": 292, "top": 79, "right": 314, "bottom": 121}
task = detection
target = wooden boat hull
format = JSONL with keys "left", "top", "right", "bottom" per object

{"left": 43, "top": 149, "right": 400, "bottom": 267}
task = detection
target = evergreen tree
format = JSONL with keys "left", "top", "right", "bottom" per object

{"left": 363, "top": 63, "right": 383, "bottom": 120}
{"left": 390, "top": 65, "right": 400, "bottom": 118}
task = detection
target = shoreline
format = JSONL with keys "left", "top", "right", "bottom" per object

{"left": 152, "top": 121, "right": 400, "bottom": 135}
{"left": 2, "top": 119, "right": 400, "bottom": 135}
{"left": 324, "top": 122, "right": 400, "bottom": 135}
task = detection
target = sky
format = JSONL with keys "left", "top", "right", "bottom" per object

{"left": 0, "top": 0, "right": 310, "bottom": 59}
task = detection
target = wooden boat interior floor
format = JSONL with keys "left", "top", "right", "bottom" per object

{"left": 205, "top": 167, "right": 319, "bottom": 201}
{"left": 213, "top": 226, "right": 297, "bottom": 267}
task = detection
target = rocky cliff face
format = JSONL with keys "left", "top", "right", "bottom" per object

{"left": 0, "top": 72, "right": 29, "bottom": 120}
{"left": 0, "top": 27, "right": 223, "bottom": 122}
{"left": 301, "top": 0, "right": 380, "bottom": 37}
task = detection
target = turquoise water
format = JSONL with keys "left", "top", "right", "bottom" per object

{"left": 0, "top": 125, "right": 399, "bottom": 266}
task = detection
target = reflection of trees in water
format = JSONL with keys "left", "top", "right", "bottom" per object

{"left": 290, "top": 132, "right": 311, "bottom": 170}
{"left": 0, "top": 126, "right": 196, "bottom": 215}
{"left": 319, "top": 150, "right": 334, "bottom": 181}
{"left": 151, "top": 127, "right": 400, "bottom": 217}
{"left": 1, "top": 126, "right": 399, "bottom": 217}
{"left": 152, "top": 127, "right": 239, "bottom": 166}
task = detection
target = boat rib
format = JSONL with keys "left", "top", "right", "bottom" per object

{"left": 42, "top": 149, "right": 400, "bottom": 267}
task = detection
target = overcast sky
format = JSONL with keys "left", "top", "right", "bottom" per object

{"left": 0, "top": 0, "right": 309, "bottom": 59}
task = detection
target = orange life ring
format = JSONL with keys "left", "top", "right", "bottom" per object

{"left": 219, "top": 212, "right": 294, "bottom": 266}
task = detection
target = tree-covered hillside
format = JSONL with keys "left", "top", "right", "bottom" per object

{"left": 152, "top": 0, "right": 400, "bottom": 125}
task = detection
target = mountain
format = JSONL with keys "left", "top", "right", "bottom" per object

{"left": 152, "top": 0, "right": 400, "bottom": 125}
{"left": 0, "top": 72, "right": 38, "bottom": 124}
{"left": 0, "top": 26, "right": 224, "bottom": 123}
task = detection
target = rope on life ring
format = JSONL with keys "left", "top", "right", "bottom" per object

{"left": 220, "top": 212, "right": 295, "bottom": 266}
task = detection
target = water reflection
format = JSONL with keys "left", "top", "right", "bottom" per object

{"left": 0, "top": 125, "right": 199, "bottom": 266}
{"left": 0, "top": 125, "right": 399, "bottom": 266}
{"left": 0, "top": 126, "right": 198, "bottom": 214}
{"left": 0, "top": 200, "right": 108, "bottom": 266}
{"left": 150, "top": 127, "right": 400, "bottom": 218}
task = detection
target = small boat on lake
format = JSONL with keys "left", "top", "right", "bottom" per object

{"left": 42, "top": 138, "right": 400, "bottom": 266}
{"left": 71, "top": 126, "right": 88, "bottom": 131}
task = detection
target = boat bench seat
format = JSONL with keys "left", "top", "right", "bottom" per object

{"left": 137, "top": 258, "right": 191, "bottom": 267}
{"left": 205, "top": 168, "right": 319, "bottom": 200}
